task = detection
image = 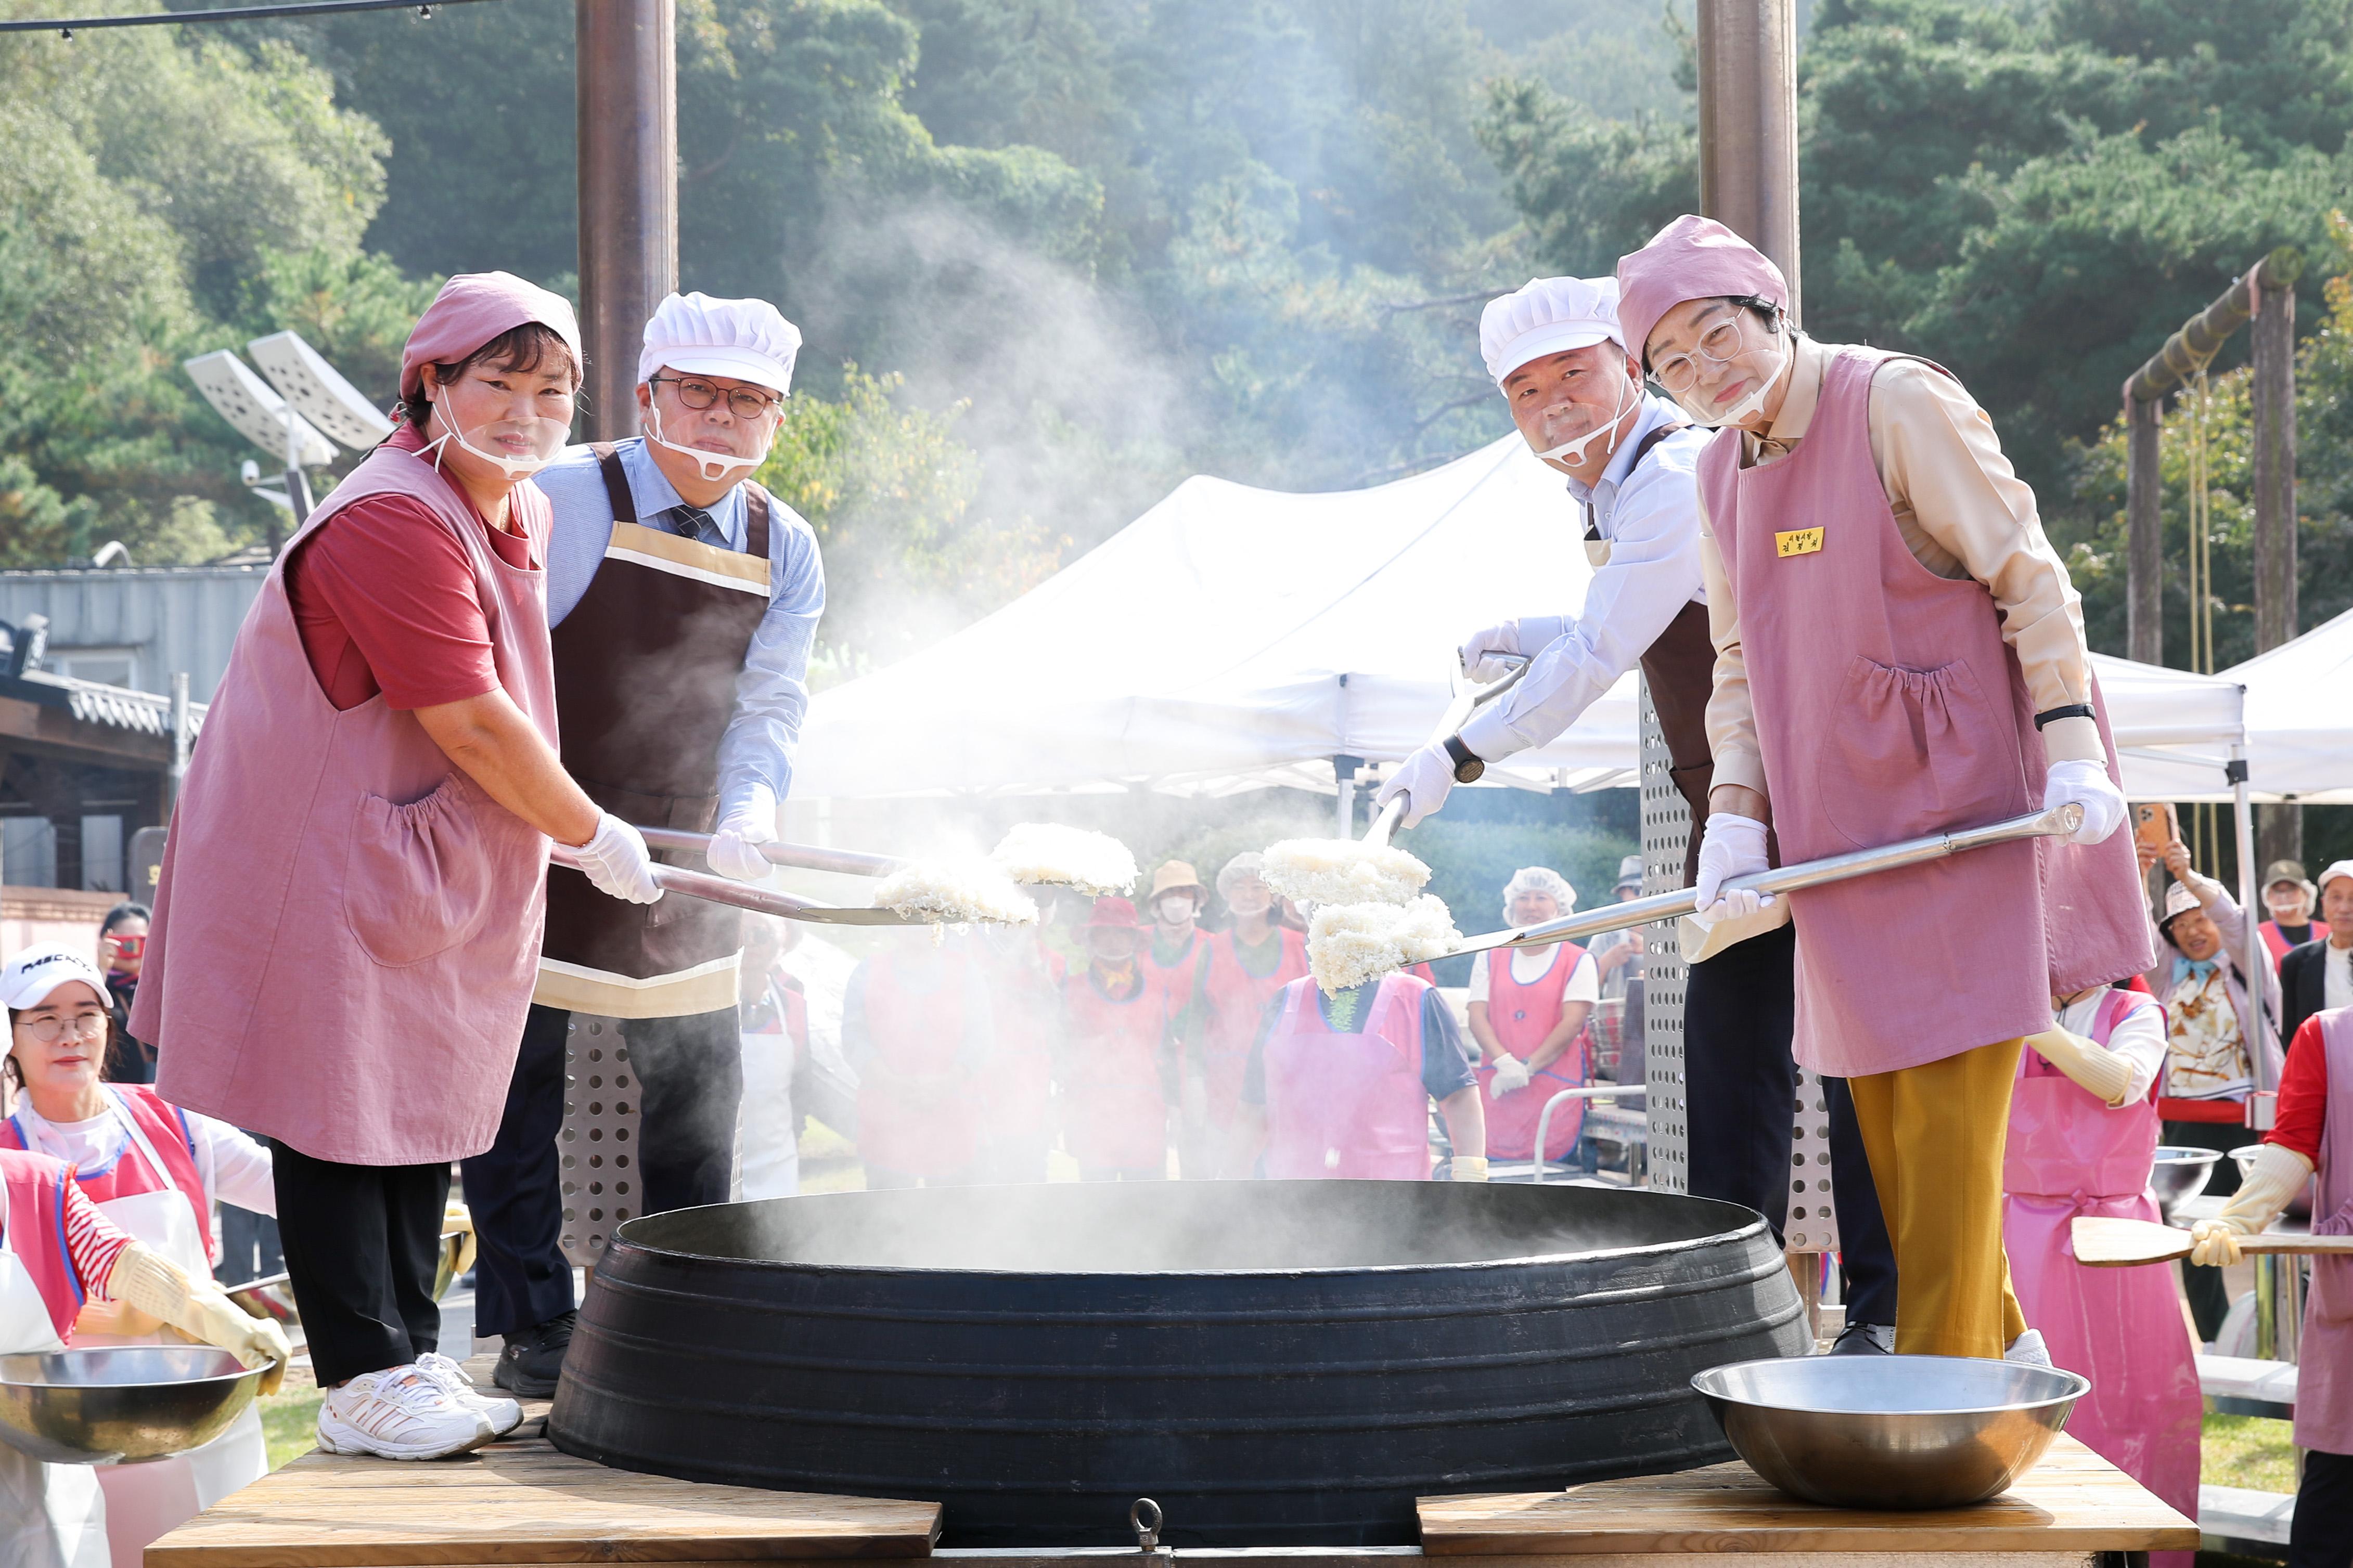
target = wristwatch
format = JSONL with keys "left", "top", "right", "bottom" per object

{"left": 1443, "top": 734, "right": 1485, "bottom": 783}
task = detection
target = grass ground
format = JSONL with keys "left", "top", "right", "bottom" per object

{"left": 258, "top": 1385, "right": 324, "bottom": 1470}
{"left": 2202, "top": 1408, "right": 2299, "bottom": 1494}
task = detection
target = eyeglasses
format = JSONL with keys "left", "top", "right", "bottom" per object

{"left": 650, "top": 375, "right": 783, "bottom": 420}
{"left": 1651, "top": 317, "right": 1757, "bottom": 395}
{"left": 11, "top": 1013, "right": 108, "bottom": 1045}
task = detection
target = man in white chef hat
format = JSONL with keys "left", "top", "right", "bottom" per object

{"left": 1373, "top": 276, "right": 1901, "bottom": 1351}
{"left": 465, "top": 292, "right": 827, "bottom": 1399}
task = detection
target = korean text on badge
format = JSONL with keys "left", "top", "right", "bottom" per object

{"left": 1775, "top": 527, "right": 1823, "bottom": 558}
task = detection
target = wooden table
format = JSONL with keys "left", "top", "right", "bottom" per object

{"left": 1417, "top": 1434, "right": 2198, "bottom": 1566}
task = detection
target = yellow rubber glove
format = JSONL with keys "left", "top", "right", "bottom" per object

{"left": 2023, "top": 1027, "right": 2136, "bottom": 1108}
{"left": 2189, "top": 1143, "right": 2315, "bottom": 1267}
{"left": 107, "top": 1242, "right": 294, "bottom": 1395}
{"left": 1450, "top": 1157, "right": 1490, "bottom": 1183}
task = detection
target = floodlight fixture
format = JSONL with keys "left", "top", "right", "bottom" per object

{"left": 184, "top": 351, "right": 335, "bottom": 468}
{"left": 249, "top": 330, "right": 395, "bottom": 450}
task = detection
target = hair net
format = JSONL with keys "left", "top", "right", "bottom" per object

{"left": 1217, "top": 851, "right": 1267, "bottom": 896}
{"left": 1501, "top": 866, "right": 1576, "bottom": 923}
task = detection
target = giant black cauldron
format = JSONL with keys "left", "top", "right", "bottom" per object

{"left": 548, "top": 1181, "right": 1808, "bottom": 1547}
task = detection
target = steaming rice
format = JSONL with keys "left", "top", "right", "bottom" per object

{"left": 1262, "top": 838, "right": 1431, "bottom": 908}
{"left": 1307, "top": 895, "right": 1461, "bottom": 994}
{"left": 872, "top": 860, "right": 1040, "bottom": 926}
{"left": 989, "top": 823, "right": 1138, "bottom": 895}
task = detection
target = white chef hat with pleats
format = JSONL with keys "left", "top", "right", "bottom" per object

{"left": 1480, "top": 276, "right": 1624, "bottom": 384}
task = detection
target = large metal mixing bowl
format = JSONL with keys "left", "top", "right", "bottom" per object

{"left": 227, "top": 1227, "right": 468, "bottom": 1327}
{"left": 2151, "top": 1145, "right": 2221, "bottom": 1222}
{"left": 0, "top": 1347, "right": 264, "bottom": 1465}
{"left": 1692, "top": 1355, "right": 2089, "bottom": 1509}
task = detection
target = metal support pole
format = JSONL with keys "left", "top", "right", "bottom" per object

{"left": 2232, "top": 746, "right": 2269, "bottom": 1094}
{"left": 1696, "top": 0, "right": 1801, "bottom": 320}
{"left": 2126, "top": 394, "right": 2163, "bottom": 666}
{"left": 2252, "top": 267, "right": 2302, "bottom": 871}
{"left": 576, "top": 0, "right": 678, "bottom": 444}
{"left": 1333, "top": 755, "right": 1360, "bottom": 838}
{"left": 168, "top": 672, "right": 191, "bottom": 813}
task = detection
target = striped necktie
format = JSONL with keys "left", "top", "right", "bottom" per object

{"left": 666, "top": 504, "right": 715, "bottom": 542}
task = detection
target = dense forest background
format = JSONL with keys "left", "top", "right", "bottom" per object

{"left": 5, "top": 0, "right": 2352, "bottom": 680}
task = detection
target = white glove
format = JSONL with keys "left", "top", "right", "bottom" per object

{"left": 1449, "top": 1156, "right": 1490, "bottom": 1183}
{"left": 1374, "top": 742, "right": 1461, "bottom": 830}
{"left": 1692, "top": 812, "right": 1774, "bottom": 925}
{"left": 2042, "top": 758, "right": 2127, "bottom": 846}
{"left": 1458, "top": 616, "right": 1566, "bottom": 682}
{"left": 707, "top": 787, "right": 778, "bottom": 883}
{"left": 571, "top": 812, "right": 663, "bottom": 904}
{"left": 1487, "top": 1054, "right": 1532, "bottom": 1099}
{"left": 109, "top": 1242, "right": 294, "bottom": 1395}
{"left": 2189, "top": 1143, "right": 2315, "bottom": 1267}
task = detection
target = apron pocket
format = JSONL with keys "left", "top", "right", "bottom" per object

{"left": 1815, "top": 654, "right": 2025, "bottom": 849}
{"left": 344, "top": 773, "right": 495, "bottom": 966}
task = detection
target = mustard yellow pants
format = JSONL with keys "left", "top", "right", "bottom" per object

{"left": 1847, "top": 1036, "right": 2028, "bottom": 1358}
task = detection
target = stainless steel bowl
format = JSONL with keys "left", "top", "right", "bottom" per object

{"left": 0, "top": 1347, "right": 265, "bottom": 1466}
{"left": 430, "top": 1227, "right": 469, "bottom": 1301}
{"left": 2151, "top": 1145, "right": 2221, "bottom": 1222}
{"left": 230, "top": 1227, "right": 466, "bottom": 1327}
{"left": 1692, "top": 1355, "right": 2089, "bottom": 1509}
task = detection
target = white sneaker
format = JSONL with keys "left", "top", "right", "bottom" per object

{"left": 416, "top": 1351, "right": 525, "bottom": 1436}
{"left": 316, "top": 1364, "right": 497, "bottom": 1460}
{"left": 2003, "top": 1328, "right": 2053, "bottom": 1368}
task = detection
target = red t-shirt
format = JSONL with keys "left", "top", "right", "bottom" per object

{"left": 2267, "top": 1015, "right": 2333, "bottom": 1164}
{"left": 285, "top": 424, "right": 538, "bottom": 711}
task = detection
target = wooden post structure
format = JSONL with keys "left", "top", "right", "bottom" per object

{"left": 2251, "top": 254, "right": 2305, "bottom": 870}
{"left": 576, "top": 0, "right": 678, "bottom": 444}
{"left": 1695, "top": 0, "right": 1801, "bottom": 320}
{"left": 2120, "top": 247, "right": 2303, "bottom": 671}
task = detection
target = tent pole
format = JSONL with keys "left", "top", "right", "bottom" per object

{"left": 1333, "top": 754, "right": 1359, "bottom": 838}
{"left": 2232, "top": 738, "right": 2269, "bottom": 1098}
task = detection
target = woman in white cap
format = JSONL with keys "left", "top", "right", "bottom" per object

{"left": 1186, "top": 853, "right": 1307, "bottom": 1176}
{"left": 1465, "top": 869, "right": 1599, "bottom": 1171}
{"left": 3, "top": 944, "right": 280, "bottom": 1565}
{"left": 4, "top": 949, "right": 290, "bottom": 1568}
{"left": 470, "top": 291, "right": 826, "bottom": 1399}
{"left": 136, "top": 273, "right": 659, "bottom": 1462}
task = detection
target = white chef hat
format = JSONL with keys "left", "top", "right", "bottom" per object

{"left": 1501, "top": 866, "right": 1577, "bottom": 924}
{"left": 638, "top": 291, "right": 802, "bottom": 395}
{"left": 1480, "top": 276, "right": 1624, "bottom": 384}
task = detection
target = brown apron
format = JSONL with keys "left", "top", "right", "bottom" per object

{"left": 534, "top": 444, "right": 775, "bottom": 1019}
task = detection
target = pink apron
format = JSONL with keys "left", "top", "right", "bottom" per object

{"left": 135, "top": 445, "right": 559, "bottom": 1165}
{"left": 2002, "top": 990, "right": 2199, "bottom": 1558}
{"left": 1262, "top": 975, "right": 1432, "bottom": 1181}
{"left": 1059, "top": 970, "right": 1169, "bottom": 1173}
{"left": 856, "top": 950, "right": 980, "bottom": 1177}
{"left": 1476, "top": 944, "right": 1588, "bottom": 1161}
{"left": 1697, "top": 348, "right": 2154, "bottom": 1077}
{"left": 2, "top": 1088, "right": 209, "bottom": 1262}
{"left": 975, "top": 944, "right": 1057, "bottom": 1155}
{"left": 2297, "top": 1010, "right": 2353, "bottom": 1455}
{"left": 1197, "top": 928, "right": 1308, "bottom": 1132}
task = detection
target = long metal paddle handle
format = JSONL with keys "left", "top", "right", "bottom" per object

{"left": 1444, "top": 802, "right": 2085, "bottom": 958}
{"left": 634, "top": 826, "right": 907, "bottom": 878}
{"left": 550, "top": 845, "right": 930, "bottom": 924}
{"left": 1361, "top": 659, "right": 1533, "bottom": 849}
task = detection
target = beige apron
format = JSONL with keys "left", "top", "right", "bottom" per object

{"left": 0, "top": 1178, "right": 107, "bottom": 1568}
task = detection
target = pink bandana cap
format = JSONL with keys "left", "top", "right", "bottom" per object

{"left": 1615, "top": 215, "right": 1789, "bottom": 370}
{"left": 398, "top": 271, "right": 583, "bottom": 400}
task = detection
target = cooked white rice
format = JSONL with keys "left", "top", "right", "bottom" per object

{"left": 1306, "top": 895, "right": 1461, "bottom": 994}
{"left": 989, "top": 823, "right": 1138, "bottom": 896}
{"left": 872, "top": 860, "right": 1040, "bottom": 926}
{"left": 1261, "top": 838, "right": 1431, "bottom": 908}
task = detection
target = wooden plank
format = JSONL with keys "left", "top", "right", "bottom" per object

{"left": 1417, "top": 1436, "right": 2198, "bottom": 1556}
{"left": 148, "top": 1437, "right": 942, "bottom": 1566}
{"left": 2196, "top": 1354, "right": 2299, "bottom": 1407}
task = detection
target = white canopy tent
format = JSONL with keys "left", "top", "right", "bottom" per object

{"left": 2220, "top": 604, "right": 2353, "bottom": 804}
{"left": 795, "top": 432, "right": 2249, "bottom": 808}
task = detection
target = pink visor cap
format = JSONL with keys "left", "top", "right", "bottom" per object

{"left": 399, "top": 271, "right": 583, "bottom": 400}
{"left": 1615, "top": 214, "right": 1789, "bottom": 369}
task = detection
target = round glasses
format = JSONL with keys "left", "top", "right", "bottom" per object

{"left": 651, "top": 375, "right": 783, "bottom": 420}
{"left": 1651, "top": 317, "right": 1756, "bottom": 395}
{"left": 11, "top": 1013, "right": 108, "bottom": 1045}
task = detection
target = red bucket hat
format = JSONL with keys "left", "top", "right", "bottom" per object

{"left": 1085, "top": 896, "right": 1144, "bottom": 930}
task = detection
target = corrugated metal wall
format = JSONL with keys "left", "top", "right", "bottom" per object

{"left": 0, "top": 567, "right": 266, "bottom": 701}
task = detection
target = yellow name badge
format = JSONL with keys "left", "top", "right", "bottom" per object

{"left": 1775, "top": 526, "right": 1824, "bottom": 558}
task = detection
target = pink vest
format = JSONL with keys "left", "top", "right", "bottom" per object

{"left": 2, "top": 1087, "right": 211, "bottom": 1260}
{"left": 135, "top": 445, "right": 559, "bottom": 1165}
{"left": 1263, "top": 975, "right": 1432, "bottom": 1181}
{"left": 2005, "top": 990, "right": 2159, "bottom": 1201}
{"left": 1197, "top": 928, "right": 1309, "bottom": 1123}
{"left": 1059, "top": 969, "right": 1170, "bottom": 1172}
{"left": 1696, "top": 347, "right": 2155, "bottom": 1077}
{"left": 0, "top": 1149, "right": 86, "bottom": 1344}
{"left": 1477, "top": 944, "right": 1588, "bottom": 1161}
{"left": 856, "top": 950, "right": 980, "bottom": 1176}
{"left": 2298, "top": 1009, "right": 2353, "bottom": 1453}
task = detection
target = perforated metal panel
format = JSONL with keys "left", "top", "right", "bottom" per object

{"left": 1784, "top": 1069, "right": 1841, "bottom": 1254}
{"left": 560, "top": 1015, "right": 641, "bottom": 1269}
{"left": 1637, "top": 680, "right": 1688, "bottom": 1194}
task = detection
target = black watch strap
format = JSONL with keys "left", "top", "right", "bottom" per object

{"left": 2034, "top": 703, "right": 2095, "bottom": 731}
{"left": 1443, "top": 734, "right": 1486, "bottom": 783}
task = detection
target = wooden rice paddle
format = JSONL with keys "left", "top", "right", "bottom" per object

{"left": 2072, "top": 1215, "right": 2353, "bottom": 1268}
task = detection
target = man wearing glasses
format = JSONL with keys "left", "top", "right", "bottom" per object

{"left": 464, "top": 292, "right": 825, "bottom": 1398}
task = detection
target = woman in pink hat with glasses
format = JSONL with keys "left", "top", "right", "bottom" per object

{"left": 134, "top": 273, "right": 667, "bottom": 1461}
{"left": 1614, "top": 216, "right": 2152, "bottom": 1365}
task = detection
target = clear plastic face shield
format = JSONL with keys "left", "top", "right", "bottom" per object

{"left": 1509, "top": 345, "right": 1640, "bottom": 469}
{"left": 423, "top": 364, "right": 574, "bottom": 481}
{"left": 644, "top": 373, "right": 785, "bottom": 484}
{"left": 1649, "top": 301, "right": 1790, "bottom": 428}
